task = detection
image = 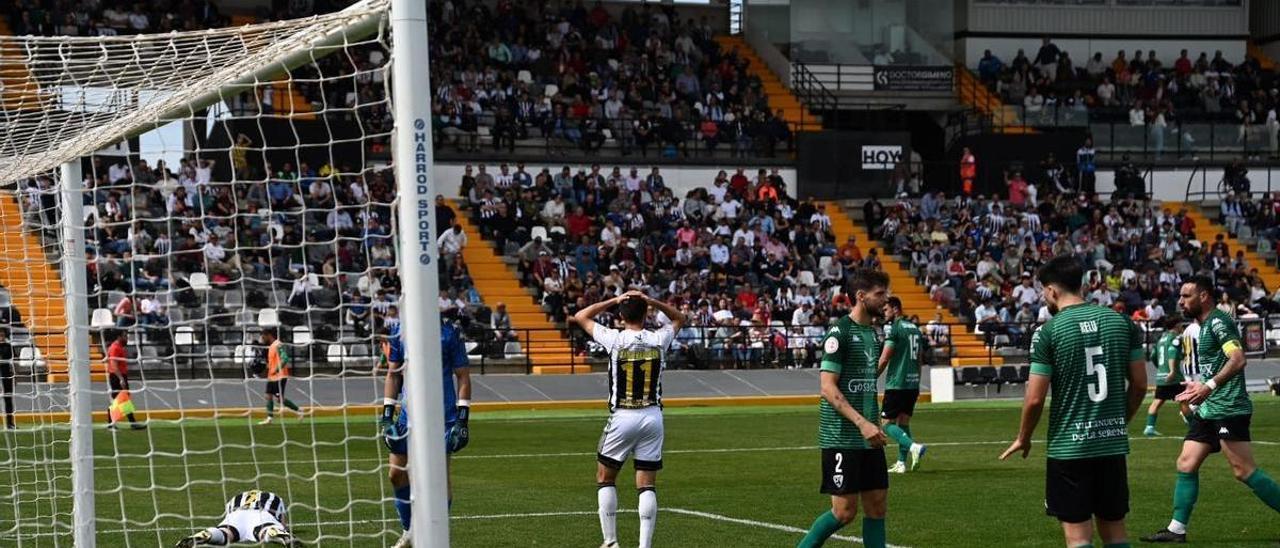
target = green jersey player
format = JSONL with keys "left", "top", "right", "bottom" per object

{"left": 1142, "top": 276, "right": 1280, "bottom": 543}
{"left": 797, "top": 269, "right": 890, "bottom": 548}
{"left": 1000, "top": 256, "right": 1147, "bottom": 548}
{"left": 1143, "top": 319, "right": 1184, "bottom": 437}
{"left": 876, "top": 297, "right": 928, "bottom": 474}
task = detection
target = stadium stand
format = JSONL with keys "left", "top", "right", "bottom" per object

{"left": 5, "top": 1, "right": 1280, "bottom": 381}
{"left": 971, "top": 38, "right": 1280, "bottom": 142}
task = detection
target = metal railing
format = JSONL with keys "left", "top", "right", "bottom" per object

{"left": 433, "top": 113, "right": 812, "bottom": 162}
{"left": 15, "top": 312, "right": 1277, "bottom": 381}
{"left": 955, "top": 97, "right": 1280, "bottom": 162}
{"left": 1183, "top": 164, "right": 1280, "bottom": 204}
{"left": 791, "top": 62, "right": 838, "bottom": 119}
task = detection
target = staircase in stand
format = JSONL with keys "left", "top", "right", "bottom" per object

{"left": 1175, "top": 201, "right": 1280, "bottom": 290}
{"left": 955, "top": 66, "right": 1031, "bottom": 134}
{"left": 713, "top": 35, "right": 822, "bottom": 133}
{"left": 0, "top": 195, "right": 106, "bottom": 382}
{"left": 451, "top": 202, "right": 583, "bottom": 374}
{"left": 825, "top": 202, "right": 1003, "bottom": 367}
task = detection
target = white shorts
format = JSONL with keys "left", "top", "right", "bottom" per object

{"left": 218, "top": 510, "right": 283, "bottom": 543}
{"left": 597, "top": 406, "right": 664, "bottom": 471}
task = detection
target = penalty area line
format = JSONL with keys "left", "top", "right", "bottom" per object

{"left": 453, "top": 508, "right": 911, "bottom": 547}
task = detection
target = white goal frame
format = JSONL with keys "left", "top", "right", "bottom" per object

{"left": 1, "top": 0, "right": 450, "bottom": 545}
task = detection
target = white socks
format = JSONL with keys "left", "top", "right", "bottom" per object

{"left": 205, "top": 527, "right": 229, "bottom": 545}
{"left": 598, "top": 483, "right": 618, "bottom": 544}
{"left": 638, "top": 488, "right": 657, "bottom": 548}
{"left": 1168, "top": 519, "right": 1187, "bottom": 534}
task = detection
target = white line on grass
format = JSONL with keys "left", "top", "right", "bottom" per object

{"left": 451, "top": 507, "right": 908, "bottom": 547}
{"left": 665, "top": 507, "right": 910, "bottom": 548}
{"left": 3, "top": 436, "right": 1275, "bottom": 472}
{"left": 13, "top": 508, "right": 904, "bottom": 546}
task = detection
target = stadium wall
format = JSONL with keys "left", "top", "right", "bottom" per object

{"left": 432, "top": 163, "right": 799, "bottom": 200}
{"left": 962, "top": 0, "right": 1248, "bottom": 37}
{"left": 1094, "top": 168, "right": 1236, "bottom": 203}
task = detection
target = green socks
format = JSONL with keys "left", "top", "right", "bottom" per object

{"left": 885, "top": 424, "right": 914, "bottom": 456}
{"left": 1244, "top": 468, "right": 1280, "bottom": 513}
{"left": 862, "top": 517, "right": 885, "bottom": 548}
{"left": 266, "top": 399, "right": 275, "bottom": 416}
{"left": 1145, "top": 414, "right": 1158, "bottom": 428}
{"left": 283, "top": 399, "right": 300, "bottom": 412}
{"left": 1104, "top": 543, "right": 1131, "bottom": 548}
{"left": 899, "top": 426, "right": 913, "bottom": 463}
{"left": 1172, "top": 471, "right": 1199, "bottom": 525}
{"left": 797, "top": 510, "right": 844, "bottom": 548}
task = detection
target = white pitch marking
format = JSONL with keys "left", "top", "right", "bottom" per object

{"left": 720, "top": 370, "right": 771, "bottom": 396}
{"left": 2, "top": 436, "right": 1274, "bottom": 473}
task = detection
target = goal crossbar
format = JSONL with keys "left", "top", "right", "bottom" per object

{"left": 0, "top": 0, "right": 386, "bottom": 184}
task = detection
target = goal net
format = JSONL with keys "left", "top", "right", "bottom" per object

{"left": 0, "top": 0, "right": 444, "bottom": 544}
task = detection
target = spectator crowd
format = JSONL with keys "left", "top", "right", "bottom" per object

{"left": 977, "top": 39, "right": 1280, "bottom": 157}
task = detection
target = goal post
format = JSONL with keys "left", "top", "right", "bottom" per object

{"left": 388, "top": 0, "right": 451, "bottom": 545}
{"left": 0, "top": 0, "right": 453, "bottom": 544}
{"left": 60, "top": 158, "right": 95, "bottom": 547}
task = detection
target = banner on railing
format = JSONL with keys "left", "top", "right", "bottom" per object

{"left": 873, "top": 66, "right": 954, "bottom": 92}
{"left": 1241, "top": 318, "right": 1267, "bottom": 356}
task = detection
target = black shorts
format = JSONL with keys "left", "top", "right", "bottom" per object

{"left": 1154, "top": 384, "right": 1182, "bottom": 401}
{"left": 820, "top": 448, "right": 889, "bottom": 495}
{"left": 880, "top": 390, "right": 920, "bottom": 420}
{"left": 1045, "top": 455, "right": 1129, "bottom": 523}
{"left": 266, "top": 379, "right": 287, "bottom": 396}
{"left": 108, "top": 374, "right": 128, "bottom": 394}
{"left": 1185, "top": 414, "right": 1251, "bottom": 453}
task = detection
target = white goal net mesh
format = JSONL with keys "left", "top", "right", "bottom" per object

{"left": 0, "top": 0, "right": 429, "bottom": 544}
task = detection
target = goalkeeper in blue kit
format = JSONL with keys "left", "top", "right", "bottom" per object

{"left": 380, "top": 319, "right": 472, "bottom": 548}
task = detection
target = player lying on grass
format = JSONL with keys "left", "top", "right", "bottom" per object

{"left": 174, "top": 490, "right": 300, "bottom": 547}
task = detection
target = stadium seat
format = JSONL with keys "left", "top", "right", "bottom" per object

{"left": 1017, "top": 366, "right": 1030, "bottom": 383}
{"left": 998, "top": 365, "right": 1021, "bottom": 384}
{"left": 796, "top": 270, "right": 816, "bottom": 288}
{"left": 224, "top": 290, "right": 244, "bottom": 309}
{"left": 17, "top": 346, "right": 40, "bottom": 369}
{"left": 174, "top": 326, "right": 197, "bottom": 346}
{"left": 979, "top": 366, "right": 998, "bottom": 385}
{"left": 548, "top": 226, "right": 566, "bottom": 236}
{"left": 326, "top": 343, "right": 348, "bottom": 364}
{"left": 187, "top": 272, "right": 211, "bottom": 291}
{"left": 516, "top": 70, "right": 533, "bottom": 84}
{"left": 958, "top": 367, "right": 981, "bottom": 385}
{"left": 293, "top": 326, "right": 312, "bottom": 345}
{"left": 90, "top": 308, "right": 114, "bottom": 329}
{"left": 530, "top": 226, "right": 549, "bottom": 242}
{"left": 257, "top": 309, "right": 280, "bottom": 327}
{"left": 233, "top": 344, "right": 252, "bottom": 366}
{"left": 544, "top": 84, "right": 558, "bottom": 98}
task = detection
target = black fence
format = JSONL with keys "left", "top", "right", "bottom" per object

{"left": 31, "top": 315, "right": 1273, "bottom": 379}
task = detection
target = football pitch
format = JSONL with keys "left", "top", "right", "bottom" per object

{"left": 3, "top": 399, "right": 1278, "bottom": 547}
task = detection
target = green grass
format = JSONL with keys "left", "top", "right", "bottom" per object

{"left": 2, "top": 399, "right": 1279, "bottom": 547}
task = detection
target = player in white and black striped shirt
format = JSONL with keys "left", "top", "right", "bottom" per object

{"left": 174, "top": 490, "right": 298, "bottom": 547}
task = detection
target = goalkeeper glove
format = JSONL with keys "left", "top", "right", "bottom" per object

{"left": 380, "top": 398, "right": 397, "bottom": 435}
{"left": 447, "top": 402, "right": 470, "bottom": 453}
